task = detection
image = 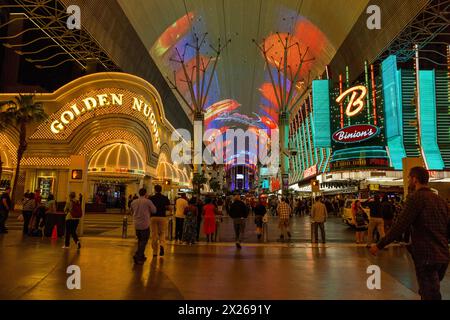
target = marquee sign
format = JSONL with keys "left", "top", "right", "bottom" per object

{"left": 303, "top": 165, "right": 317, "bottom": 179}
{"left": 50, "top": 93, "right": 160, "bottom": 147}
{"left": 332, "top": 124, "right": 380, "bottom": 144}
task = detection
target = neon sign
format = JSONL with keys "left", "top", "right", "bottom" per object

{"left": 336, "top": 85, "right": 367, "bottom": 117}
{"left": 50, "top": 94, "right": 160, "bottom": 147}
{"left": 332, "top": 124, "right": 380, "bottom": 144}
{"left": 303, "top": 165, "right": 317, "bottom": 179}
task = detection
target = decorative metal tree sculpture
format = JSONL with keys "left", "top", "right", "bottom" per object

{"left": 253, "top": 32, "right": 314, "bottom": 194}
{"left": 166, "top": 33, "right": 230, "bottom": 194}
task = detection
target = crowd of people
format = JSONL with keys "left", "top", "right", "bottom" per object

{"left": 0, "top": 165, "right": 449, "bottom": 300}
{"left": 0, "top": 188, "right": 83, "bottom": 250}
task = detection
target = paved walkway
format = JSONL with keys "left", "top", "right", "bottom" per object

{"left": 1, "top": 229, "right": 450, "bottom": 300}
{"left": 5, "top": 212, "right": 356, "bottom": 242}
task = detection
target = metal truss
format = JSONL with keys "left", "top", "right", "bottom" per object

{"left": 376, "top": 0, "right": 450, "bottom": 64}
{"left": 0, "top": 0, "right": 119, "bottom": 70}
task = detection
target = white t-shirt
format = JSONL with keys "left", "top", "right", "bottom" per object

{"left": 175, "top": 197, "right": 189, "bottom": 218}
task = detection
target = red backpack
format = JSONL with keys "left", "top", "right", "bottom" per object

{"left": 71, "top": 200, "right": 83, "bottom": 218}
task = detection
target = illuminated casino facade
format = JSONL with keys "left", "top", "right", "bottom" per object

{"left": 289, "top": 54, "right": 450, "bottom": 198}
{"left": 0, "top": 73, "right": 191, "bottom": 210}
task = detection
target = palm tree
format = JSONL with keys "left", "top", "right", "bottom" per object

{"left": 0, "top": 120, "right": 5, "bottom": 182}
{"left": 0, "top": 95, "right": 48, "bottom": 203}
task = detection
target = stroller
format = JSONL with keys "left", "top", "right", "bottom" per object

{"left": 28, "top": 206, "right": 46, "bottom": 238}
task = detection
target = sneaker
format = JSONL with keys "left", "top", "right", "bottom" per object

{"left": 159, "top": 246, "right": 165, "bottom": 256}
{"left": 77, "top": 242, "right": 81, "bottom": 250}
{"left": 62, "top": 246, "right": 70, "bottom": 249}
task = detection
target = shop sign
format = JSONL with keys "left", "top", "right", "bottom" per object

{"left": 303, "top": 165, "right": 317, "bottom": 179}
{"left": 50, "top": 93, "right": 160, "bottom": 147}
{"left": 331, "top": 158, "right": 389, "bottom": 170}
{"left": 332, "top": 124, "right": 379, "bottom": 144}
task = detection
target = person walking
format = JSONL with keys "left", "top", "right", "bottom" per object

{"left": 182, "top": 198, "right": 198, "bottom": 245}
{"left": 62, "top": 192, "right": 82, "bottom": 249}
{"left": 45, "top": 194, "right": 57, "bottom": 237}
{"left": 128, "top": 194, "right": 133, "bottom": 212}
{"left": 31, "top": 189, "right": 46, "bottom": 236}
{"left": 370, "top": 167, "right": 450, "bottom": 300}
{"left": 174, "top": 193, "right": 188, "bottom": 244}
{"left": 214, "top": 197, "right": 224, "bottom": 241}
{"left": 0, "top": 187, "right": 12, "bottom": 234}
{"left": 229, "top": 194, "right": 249, "bottom": 249}
{"left": 364, "top": 195, "right": 385, "bottom": 246}
{"left": 46, "top": 194, "right": 57, "bottom": 213}
{"left": 149, "top": 185, "right": 171, "bottom": 257}
{"left": 277, "top": 197, "right": 292, "bottom": 242}
{"left": 202, "top": 198, "right": 217, "bottom": 242}
{"left": 119, "top": 194, "right": 126, "bottom": 214}
{"left": 254, "top": 198, "right": 266, "bottom": 240}
{"left": 22, "top": 192, "right": 35, "bottom": 235}
{"left": 195, "top": 198, "right": 204, "bottom": 242}
{"left": 130, "top": 188, "right": 156, "bottom": 264}
{"left": 380, "top": 195, "right": 394, "bottom": 234}
{"left": 311, "top": 197, "right": 327, "bottom": 243}
{"left": 352, "top": 200, "right": 368, "bottom": 244}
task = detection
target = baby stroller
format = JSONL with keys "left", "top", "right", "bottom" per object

{"left": 28, "top": 206, "right": 46, "bottom": 238}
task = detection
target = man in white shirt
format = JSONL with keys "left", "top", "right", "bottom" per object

{"left": 131, "top": 188, "right": 156, "bottom": 264}
{"left": 311, "top": 197, "right": 328, "bottom": 244}
{"left": 175, "top": 193, "right": 189, "bottom": 244}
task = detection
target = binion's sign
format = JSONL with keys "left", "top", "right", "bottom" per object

{"left": 332, "top": 124, "right": 379, "bottom": 144}
{"left": 50, "top": 93, "right": 160, "bottom": 147}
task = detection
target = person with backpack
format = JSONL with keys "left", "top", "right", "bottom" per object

{"left": 63, "top": 192, "right": 82, "bottom": 249}
{"left": 22, "top": 192, "right": 36, "bottom": 235}
{"left": 352, "top": 200, "right": 368, "bottom": 244}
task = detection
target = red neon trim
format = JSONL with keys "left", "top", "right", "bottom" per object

{"left": 339, "top": 74, "right": 344, "bottom": 128}
{"left": 370, "top": 64, "right": 378, "bottom": 126}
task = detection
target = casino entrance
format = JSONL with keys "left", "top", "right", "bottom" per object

{"left": 86, "top": 142, "right": 147, "bottom": 213}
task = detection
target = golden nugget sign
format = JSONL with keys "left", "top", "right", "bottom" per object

{"left": 50, "top": 93, "right": 160, "bottom": 147}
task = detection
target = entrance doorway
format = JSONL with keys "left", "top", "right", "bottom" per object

{"left": 93, "top": 182, "right": 126, "bottom": 210}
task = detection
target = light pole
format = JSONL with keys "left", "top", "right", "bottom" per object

{"left": 166, "top": 33, "right": 231, "bottom": 196}
{"left": 253, "top": 33, "right": 314, "bottom": 195}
